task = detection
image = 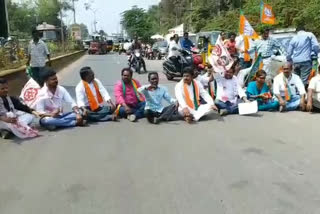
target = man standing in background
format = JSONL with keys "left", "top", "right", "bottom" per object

{"left": 287, "top": 25, "right": 319, "bottom": 87}
{"left": 26, "top": 29, "right": 51, "bottom": 87}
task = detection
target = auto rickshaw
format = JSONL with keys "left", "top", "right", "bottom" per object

{"left": 106, "top": 40, "right": 113, "bottom": 53}
{"left": 113, "top": 42, "right": 120, "bottom": 52}
{"left": 196, "top": 31, "right": 221, "bottom": 66}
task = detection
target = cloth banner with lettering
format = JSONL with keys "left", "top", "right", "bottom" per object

{"left": 260, "top": 1, "right": 276, "bottom": 25}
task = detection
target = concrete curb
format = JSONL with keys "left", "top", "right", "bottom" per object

{"left": 0, "top": 50, "right": 86, "bottom": 77}
{"left": 1, "top": 50, "right": 86, "bottom": 95}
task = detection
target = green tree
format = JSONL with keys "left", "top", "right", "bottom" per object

{"left": 80, "top": 23, "right": 89, "bottom": 39}
{"left": 121, "top": 6, "right": 154, "bottom": 41}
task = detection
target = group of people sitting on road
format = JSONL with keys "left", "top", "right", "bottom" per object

{"left": 1, "top": 25, "right": 320, "bottom": 140}
{"left": 1, "top": 57, "right": 320, "bottom": 140}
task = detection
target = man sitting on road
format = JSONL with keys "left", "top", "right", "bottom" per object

{"left": 138, "top": 72, "right": 180, "bottom": 124}
{"left": 273, "top": 62, "right": 306, "bottom": 112}
{"left": 0, "top": 78, "right": 41, "bottom": 139}
{"left": 306, "top": 65, "right": 320, "bottom": 112}
{"left": 35, "top": 68, "right": 85, "bottom": 130}
{"left": 76, "top": 66, "right": 117, "bottom": 122}
{"left": 114, "top": 68, "right": 145, "bottom": 122}
{"left": 175, "top": 67, "right": 218, "bottom": 123}
{"left": 193, "top": 66, "right": 215, "bottom": 101}
{"left": 214, "top": 64, "right": 249, "bottom": 116}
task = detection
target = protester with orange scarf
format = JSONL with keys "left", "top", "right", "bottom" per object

{"left": 75, "top": 67, "right": 117, "bottom": 122}
{"left": 273, "top": 62, "right": 306, "bottom": 112}
{"left": 175, "top": 67, "right": 218, "bottom": 123}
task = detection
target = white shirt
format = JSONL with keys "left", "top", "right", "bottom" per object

{"left": 308, "top": 75, "right": 320, "bottom": 102}
{"left": 36, "top": 85, "right": 77, "bottom": 114}
{"left": 28, "top": 39, "right": 50, "bottom": 67}
{"left": 214, "top": 73, "right": 246, "bottom": 103}
{"left": 273, "top": 72, "right": 306, "bottom": 97}
{"left": 75, "top": 79, "right": 111, "bottom": 108}
{"left": 195, "top": 74, "right": 210, "bottom": 88}
{"left": 235, "top": 35, "right": 255, "bottom": 59}
{"left": 175, "top": 79, "right": 214, "bottom": 109}
{"left": 168, "top": 40, "right": 181, "bottom": 58}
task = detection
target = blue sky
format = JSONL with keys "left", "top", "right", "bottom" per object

{"left": 67, "top": 0, "right": 160, "bottom": 34}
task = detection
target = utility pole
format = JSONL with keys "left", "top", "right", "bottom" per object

{"left": 85, "top": 2, "right": 97, "bottom": 33}
{"left": 5, "top": 0, "right": 10, "bottom": 35}
{"left": 0, "top": 0, "right": 10, "bottom": 37}
{"left": 59, "top": 1, "right": 65, "bottom": 51}
{"left": 72, "top": 0, "right": 76, "bottom": 24}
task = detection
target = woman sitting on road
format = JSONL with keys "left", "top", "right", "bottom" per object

{"left": 246, "top": 70, "right": 279, "bottom": 111}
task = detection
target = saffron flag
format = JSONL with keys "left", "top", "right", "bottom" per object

{"left": 239, "top": 11, "right": 259, "bottom": 39}
{"left": 260, "top": 1, "right": 276, "bottom": 25}
{"left": 208, "top": 36, "right": 234, "bottom": 74}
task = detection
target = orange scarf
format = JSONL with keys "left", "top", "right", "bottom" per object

{"left": 184, "top": 80, "right": 200, "bottom": 110}
{"left": 244, "top": 36, "right": 251, "bottom": 62}
{"left": 83, "top": 80, "right": 103, "bottom": 111}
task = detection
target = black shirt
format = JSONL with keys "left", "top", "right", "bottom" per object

{"left": 1, "top": 96, "right": 33, "bottom": 114}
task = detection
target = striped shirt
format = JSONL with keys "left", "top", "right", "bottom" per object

{"left": 28, "top": 39, "right": 50, "bottom": 67}
{"left": 250, "top": 38, "right": 286, "bottom": 58}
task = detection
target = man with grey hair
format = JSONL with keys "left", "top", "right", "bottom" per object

{"left": 273, "top": 62, "right": 306, "bottom": 112}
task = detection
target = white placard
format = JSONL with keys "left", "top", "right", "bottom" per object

{"left": 238, "top": 101, "right": 258, "bottom": 115}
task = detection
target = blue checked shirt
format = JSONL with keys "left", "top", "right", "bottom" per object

{"left": 286, "top": 31, "right": 320, "bottom": 63}
{"left": 249, "top": 38, "right": 286, "bottom": 58}
{"left": 138, "top": 85, "right": 176, "bottom": 113}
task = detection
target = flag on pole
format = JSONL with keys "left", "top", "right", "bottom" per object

{"left": 260, "top": 1, "right": 276, "bottom": 25}
{"left": 244, "top": 54, "right": 264, "bottom": 86}
{"left": 239, "top": 11, "right": 259, "bottom": 39}
{"left": 208, "top": 36, "right": 234, "bottom": 74}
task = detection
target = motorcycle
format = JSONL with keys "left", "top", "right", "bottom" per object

{"left": 146, "top": 48, "right": 155, "bottom": 60}
{"left": 129, "top": 50, "right": 143, "bottom": 74}
{"left": 157, "top": 46, "right": 168, "bottom": 60}
{"left": 163, "top": 49, "right": 194, "bottom": 80}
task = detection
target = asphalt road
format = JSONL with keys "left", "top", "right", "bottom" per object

{"left": 1, "top": 54, "right": 320, "bottom": 214}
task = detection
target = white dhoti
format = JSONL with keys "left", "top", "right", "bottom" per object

{"left": 0, "top": 111, "right": 38, "bottom": 139}
{"left": 179, "top": 104, "right": 213, "bottom": 121}
{"left": 262, "top": 58, "right": 273, "bottom": 81}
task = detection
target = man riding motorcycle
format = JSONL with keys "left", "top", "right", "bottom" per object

{"left": 129, "top": 37, "right": 147, "bottom": 72}
{"left": 168, "top": 34, "right": 183, "bottom": 70}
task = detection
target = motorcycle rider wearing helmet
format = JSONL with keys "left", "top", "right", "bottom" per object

{"left": 129, "top": 36, "right": 147, "bottom": 72}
